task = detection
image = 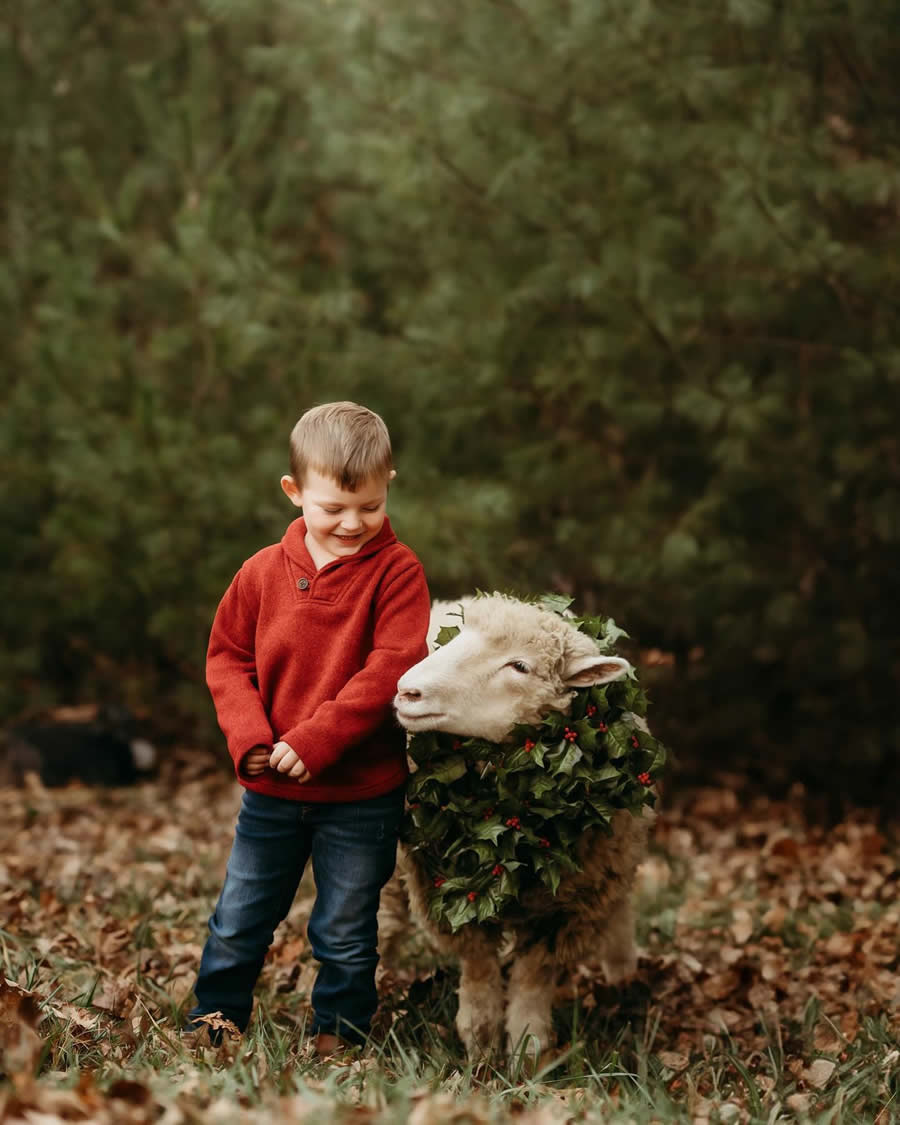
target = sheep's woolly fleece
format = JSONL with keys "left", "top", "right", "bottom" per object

{"left": 403, "top": 594, "right": 668, "bottom": 932}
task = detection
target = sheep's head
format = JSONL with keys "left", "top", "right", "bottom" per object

{"left": 394, "top": 596, "right": 631, "bottom": 743}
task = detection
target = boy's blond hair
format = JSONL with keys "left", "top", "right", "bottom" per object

{"left": 288, "top": 402, "right": 394, "bottom": 491}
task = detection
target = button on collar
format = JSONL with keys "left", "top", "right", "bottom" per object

{"left": 297, "top": 577, "right": 310, "bottom": 590}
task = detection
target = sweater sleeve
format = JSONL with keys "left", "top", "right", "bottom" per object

{"left": 279, "top": 560, "right": 431, "bottom": 778}
{"left": 206, "top": 567, "right": 275, "bottom": 773}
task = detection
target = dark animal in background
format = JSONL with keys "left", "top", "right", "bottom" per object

{"left": 0, "top": 704, "right": 157, "bottom": 787}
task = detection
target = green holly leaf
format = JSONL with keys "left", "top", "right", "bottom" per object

{"left": 590, "top": 762, "right": 622, "bottom": 782}
{"left": 428, "top": 755, "right": 468, "bottom": 784}
{"left": 604, "top": 724, "right": 631, "bottom": 759}
{"left": 466, "top": 840, "right": 500, "bottom": 865}
{"left": 500, "top": 858, "right": 524, "bottom": 871}
{"left": 573, "top": 720, "right": 599, "bottom": 750}
{"left": 607, "top": 680, "right": 646, "bottom": 714}
{"left": 475, "top": 893, "right": 500, "bottom": 923}
{"left": 435, "top": 876, "right": 471, "bottom": 893}
{"left": 435, "top": 625, "right": 461, "bottom": 647}
{"left": 541, "top": 712, "right": 568, "bottom": 737}
{"left": 588, "top": 812, "right": 615, "bottom": 834}
{"left": 529, "top": 773, "right": 557, "bottom": 798}
{"left": 471, "top": 817, "right": 508, "bottom": 843}
{"left": 407, "top": 731, "right": 441, "bottom": 765}
{"left": 412, "top": 809, "right": 455, "bottom": 843}
{"left": 575, "top": 618, "right": 603, "bottom": 640}
{"left": 524, "top": 804, "right": 558, "bottom": 818}
{"left": 589, "top": 685, "right": 610, "bottom": 711}
{"left": 501, "top": 746, "right": 539, "bottom": 773}
{"left": 499, "top": 866, "right": 521, "bottom": 897}
{"left": 534, "top": 744, "right": 549, "bottom": 768}
{"left": 445, "top": 895, "right": 478, "bottom": 931}
{"left": 537, "top": 593, "right": 575, "bottom": 616}
{"left": 599, "top": 618, "right": 629, "bottom": 648}
{"left": 555, "top": 742, "right": 583, "bottom": 775}
{"left": 536, "top": 859, "right": 562, "bottom": 895}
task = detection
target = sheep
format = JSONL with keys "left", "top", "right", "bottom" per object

{"left": 381, "top": 594, "right": 655, "bottom": 1060}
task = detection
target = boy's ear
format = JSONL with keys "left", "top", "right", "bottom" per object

{"left": 389, "top": 469, "right": 397, "bottom": 481}
{"left": 280, "top": 474, "right": 303, "bottom": 508}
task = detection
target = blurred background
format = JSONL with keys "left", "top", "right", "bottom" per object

{"left": 2, "top": 0, "right": 898, "bottom": 802}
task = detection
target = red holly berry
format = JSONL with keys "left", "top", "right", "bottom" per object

{"left": 453, "top": 739, "right": 463, "bottom": 750}
{"left": 631, "top": 735, "right": 640, "bottom": 749}
{"left": 523, "top": 739, "right": 536, "bottom": 752}
{"left": 483, "top": 807, "right": 494, "bottom": 820}
{"left": 505, "top": 816, "right": 521, "bottom": 829}
{"left": 467, "top": 891, "right": 477, "bottom": 902}
{"left": 638, "top": 772, "right": 651, "bottom": 786}
{"left": 492, "top": 864, "right": 504, "bottom": 876}
{"left": 433, "top": 876, "right": 446, "bottom": 888}
{"left": 586, "top": 704, "right": 597, "bottom": 717}
{"left": 538, "top": 837, "right": 551, "bottom": 848}
{"left": 598, "top": 721, "right": 608, "bottom": 733}
{"left": 564, "top": 727, "right": 578, "bottom": 743}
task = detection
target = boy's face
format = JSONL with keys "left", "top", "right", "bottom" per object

{"left": 281, "top": 468, "right": 390, "bottom": 564}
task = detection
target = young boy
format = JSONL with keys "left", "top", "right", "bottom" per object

{"left": 184, "top": 402, "right": 431, "bottom": 1054}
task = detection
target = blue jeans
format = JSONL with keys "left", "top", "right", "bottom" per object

{"left": 186, "top": 785, "right": 404, "bottom": 1044}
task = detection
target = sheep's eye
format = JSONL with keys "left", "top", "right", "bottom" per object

{"left": 507, "top": 660, "right": 531, "bottom": 675}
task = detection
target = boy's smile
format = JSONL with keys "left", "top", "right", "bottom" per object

{"left": 281, "top": 468, "right": 389, "bottom": 568}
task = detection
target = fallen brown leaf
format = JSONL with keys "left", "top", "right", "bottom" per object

{"left": 803, "top": 1058, "right": 836, "bottom": 1089}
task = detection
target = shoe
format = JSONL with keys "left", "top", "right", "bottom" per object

{"left": 314, "top": 1032, "right": 342, "bottom": 1058}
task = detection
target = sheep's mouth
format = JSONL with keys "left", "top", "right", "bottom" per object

{"left": 394, "top": 707, "right": 448, "bottom": 730}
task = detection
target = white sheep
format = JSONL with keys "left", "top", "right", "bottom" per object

{"left": 381, "top": 594, "right": 653, "bottom": 1060}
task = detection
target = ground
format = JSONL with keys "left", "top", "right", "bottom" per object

{"left": 1, "top": 749, "right": 898, "bottom": 1123}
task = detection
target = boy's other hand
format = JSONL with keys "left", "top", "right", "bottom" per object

{"left": 243, "top": 746, "right": 271, "bottom": 776}
{"left": 270, "top": 740, "right": 311, "bottom": 782}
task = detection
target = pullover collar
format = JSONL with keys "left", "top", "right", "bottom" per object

{"left": 281, "top": 517, "right": 398, "bottom": 573}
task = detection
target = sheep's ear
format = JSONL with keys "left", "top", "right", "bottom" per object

{"left": 564, "top": 654, "right": 631, "bottom": 687}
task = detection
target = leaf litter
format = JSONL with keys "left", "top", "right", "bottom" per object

{"left": 1, "top": 752, "right": 899, "bottom": 1121}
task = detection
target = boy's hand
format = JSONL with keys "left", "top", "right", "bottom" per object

{"left": 270, "top": 740, "right": 311, "bottom": 782}
{"left": 242, "top": 746, "right": 271, "bottom": 776}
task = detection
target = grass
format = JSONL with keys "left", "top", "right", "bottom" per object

{"left": 1, "top": 768, "right": 899, "bottom": 1122}
{"left": 4, "top": 931, "right": 898, "bottom": 1123}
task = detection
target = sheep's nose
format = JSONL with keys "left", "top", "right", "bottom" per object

{"left": 397, "top": 686, "right": 421, "bottom": 701}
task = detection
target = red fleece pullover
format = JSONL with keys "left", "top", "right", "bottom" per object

{"left": 206, "top": 517, "right": 430, "bottom": 802}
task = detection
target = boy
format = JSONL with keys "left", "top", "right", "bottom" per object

{"left": 184, "top": 402, "right": 431, "bottom": 1055}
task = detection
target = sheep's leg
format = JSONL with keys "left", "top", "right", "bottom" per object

{"left": 505, "top": 945, "right": 556, "bottom": 1060}
{"left": 456, "top": 942, "right": 505, "bottom": 1059}
{"left": 599, "top": 896, "right": 638, "bottom": 985}
{"left": 376, "top": 870, "right": 409, "bottom": 974}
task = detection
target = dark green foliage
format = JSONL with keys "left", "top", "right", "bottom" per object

{"left": 2, "top": 0, "right": 899, "bottom": 793}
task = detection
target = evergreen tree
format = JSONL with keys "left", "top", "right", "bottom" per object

{"left": 2, "top": 0, "right": 898, "bottom": 794}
